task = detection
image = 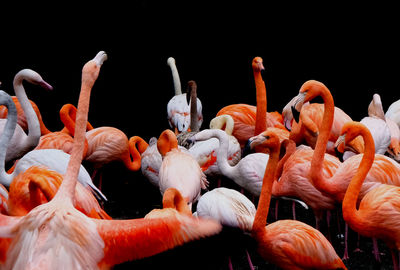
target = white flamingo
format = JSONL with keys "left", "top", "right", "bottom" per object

{"left": 0, "top": 69, "right": 53, "bottom": 163}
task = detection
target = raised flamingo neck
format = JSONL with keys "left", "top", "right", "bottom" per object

{"left": 188, "top": 80, "right": 199, "bottom": 132}
{"left": 342, "top": 123, "right": 375, "bottom": 224}
{"left": 60, "top": 103, "right": 94, "bottom": 135}
{"left": 252, "top": 137, "right": 280, "bottom": 232}
{"left": 275, "top": 139, "right": 296, "bottom": 181}
{"left": 167, "top": 57, "right": 182, "bottom": 95}
{"left": 309, "top": 84, "right": 337, "bottom": 195}
{"left": 253, "top": 57, "right": 267, "bottom": 136}
{"left": 55, "top": 52, "right": 107, "bottom": 203}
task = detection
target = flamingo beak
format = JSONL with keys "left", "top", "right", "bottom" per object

{"left": 38, "top": 80, "right": 53, "bottom": 91}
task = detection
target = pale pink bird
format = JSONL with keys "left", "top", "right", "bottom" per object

{"left": 0, "top": 69, "right": 53, "bottom": 163}
{"left": 0, "top": 51, "right": 221, "bottom": 269}
{"left": 157, "top": 129, "right": 208, "bottom": 209}
{"left": 251, "top": 129, "right": 347, "bottom": 270}
{"left": 337, "top": 121, "right": 400, "bottom": 270}
{"left": 166, "top": 57, "right": 203, "bottom": 133}
{"left": 385, "top": 96, "right": 400, "bottom": 127}
{"left": 195, "top": 187, "right": 256, "bottom": 270}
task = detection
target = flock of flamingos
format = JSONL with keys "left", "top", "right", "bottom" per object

{"left": 0, "top": 50, "right": 400, "bottom": 269}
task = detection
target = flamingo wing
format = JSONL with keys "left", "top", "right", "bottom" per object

{"left": 95, "top": 210, "right": 222, "bottom": 268}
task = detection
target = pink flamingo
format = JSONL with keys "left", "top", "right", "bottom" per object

{"left": 0, "top": 51, "right": 221, "bottom": 269}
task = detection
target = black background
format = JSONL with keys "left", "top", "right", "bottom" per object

{"left": 0, "top": 2, "right": 399, "bottom": 269}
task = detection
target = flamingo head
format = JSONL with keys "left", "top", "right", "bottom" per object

{"left": 157, "top": 129, "right": 179, "bottom": 157}
{"left": 335, "top": 121, "right": 372, "bottom": 154}
{"left": 14, "top": 69, "right": 53, "bottom": 90}
{"left": 252, "top": 56, "right": 265, "bottom": 71}
{"left": 167, "top": 57, "right": 176, "bottom": 67}
{"left": 209, "top": 114, "right": 234, "bottom": 135}
{"left": 246, "top": 129, "right": 281, "bottom": 155}
{"left": 81, "top": 51, "right": 108, "bottom": 87}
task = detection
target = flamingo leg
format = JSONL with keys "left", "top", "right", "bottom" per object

{"left": 342, "top": 223, "right": 349, "bottom": 260}
{"left": 292, "top": 201, "right": 296, "bottom": 220}
{"left": 228, "top": 256, "right": 234, "bottom": 270}
{"left": 274, "top": 199, "right": 279, "bottom": 220}
{"left": 391, "top": 249, "right": 399, "bottom": 270}
{"left": 353, "top": 233, "right": 362, "bottom": 252}
{"left": 372, "top": 237, "right": 381, "bottom": 262}
{"left": 245, "top": 249, "right": 255, "bottom": 270}
{"left": 326, "top": 210, "right": 332, "bottom": 242}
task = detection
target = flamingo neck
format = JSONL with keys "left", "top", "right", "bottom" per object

{"left": 158, "top": 130, "right": 178, "bottom": 156}
{"left": 213, "top": 130, "right": 236, "bottom": 180}
{"left": 13, "top": 75, "right": 41, "bottom": 148}
{"left": 163, "top": 188, "right": 191, "bottom": 216}
{"left": 275, "top": 140, "right": 296, "bottom": 181}
{"left": 189, "top": 84, "right": 198, "bottom": 132}
{"left": 0, "top": 94, "right": 18, "bottom": 187}
{"left": 342, "top": 126, "right": 375, "bottom": 224}
{"left": 169, "top": 62, "right": 182, "bottom": 95}
{"left": 60, "top": 104, "right": 94, "bottom": 135}
{"left": 252, "top": 144, "right": 279, "bottom": 232}
{"left": 310, "top": 87, "right": 336, "bottom": 195}
{"left": 123, "top": 136, "right": 149, "bottom": 171}
{"left": 55, "top": 82, "right": 94, "bottom": 202}
{"left": 254, "top": 68, "right": 267, "bottom": 135}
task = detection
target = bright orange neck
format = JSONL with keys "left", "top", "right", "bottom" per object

{"left": 254, "top": 68, "right": 267, "bottom": 136}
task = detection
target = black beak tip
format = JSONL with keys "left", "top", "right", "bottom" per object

{"left": 242, "top": 139, "right": 253, "bottom": 157}
{"left": 291, "top": 106, "right": 300, "bottom": 123}
{"left": 335, "top": 147, "right": 344, "bottom": 162}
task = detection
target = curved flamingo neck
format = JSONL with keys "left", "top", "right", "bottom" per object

{"left": 342, "top": 124, "right": 375, "bottom": 225}
{"left": 157, "top": 130, "right": 178, "bottom": 156}
{"left": 0, "top": 92, "right": 18, "bottom": 186}
{"left": 210, "top": 115, "right": 234, "bottom": 135}
{"left": 123, "top": 136, "right": 149, "bottom": 171}
{"left": 60, "top": 104, "right": 94, "bottom": 135}
{"left": 163, "top": 188, "right": 191, "bottom": 216}
{"left": 55, "top": 54, "right": 106, "bottom": 203}
{"left": 309, "top": 86, "right": 336, "bottom": 195}
{"left": 252, "top": 141, "right": 280, "bottom": 232}
{"left": 13, "top": 71, "right": 41, "bottom": 148}
{"left": 254, "top": 66, "right": 267, "bottom": 136}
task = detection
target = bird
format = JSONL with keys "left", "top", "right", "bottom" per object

{"left": 0, "top": 184, "right": 8, "bottom": 214}
{"left": 292, "top": 80, "right": 400, "bottom": 260}
{"left": 0, "top": 50, "right": 222, "bottom": 269}
{"left": 216, "top": 57, "right": 285, "bottom": 148}
{"left": 188, "top": 128, "right": 268, "bottom": 197}
{"left": 246, "top": 129, "right": 338, "bottom": 229}
{"left": 186, "top": 114, "right": 241, "bottom": 178}
{"left": 337, "top": 121, "right": 400, "bottom": 270}
{"left": 157, "top": 129, "right": 208, "bottom": 209}
{"left": 359, "top": 93, "right": 391, "bottom": 156}
{"left": 250, "top": 129, "right": 347, "bottom": 270}
{"left": 34, "top": 103, "right": 93, "bottom": 158}
{"left": 195, "top": 187, "right": 256, "bottom": 270}
{"left": 0, "top": 69, "right": 53, "bottom": 163}
{"left": 385, "top": 96, "right": 400, "bottom": 128}
{"left": 6, "top": 165, "right": 111, "bottom": 219}
{"left": 0, "top": 71, "right": 105, "bottom": 203}
{"left": 166, "top": 57, "right": 203, "bottom": 134}
{"left": 285, "top": 82, "right": 364, "bottom": 159}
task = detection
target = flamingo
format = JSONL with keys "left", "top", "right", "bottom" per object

{"left": 189, "top": 114, "right": 241, "bottom": 177}
{"left": 216, "top": 56, "right": 285, "bottom": 148}
{"left": 188, "top": 129, "right": 308, "bottom": 209}
{"left": 246, "top": 130, "right": 338, "bottom": 229}
{"left": 0, "top": 69, "right": 53, "bottom": 163}
{"left": 337, "top": 121, "right": 400, "bottom": 270}
{"left": 359, "top": 93, "right": 391, "bottom": 155}
{"left": 7, "top": 165, "right": 111, "bottom": 219}
{"left": 157, "top": 129, "right": 208, "bottom": 209}
{"left": 35, "top": 103, "right": 93, "bottom": 158}
{"left": 385, "top": 97, "right": 400, "bottom": 127}
{"left": 250, "top": 129, "right": 347, "bottom": 270}
{"left": 0, "top": 184, "right": 8, "bottom": 214}
{"left": 195, "top": 187, "right": 256, "bottom": 270}
{"left": 0, "top": 72, "right": 105, "bottom": 203}
{"left": 284, "top": 85, "right": 364, "bottom": 159}
{"left": 0, "top": 51, "right": 222, "bottom": 269}
{"left": 166, "top": 57, "right": 203, "bottom": 133}
{"left": 292, "top": 80, "right": 400, "bottom": 260}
